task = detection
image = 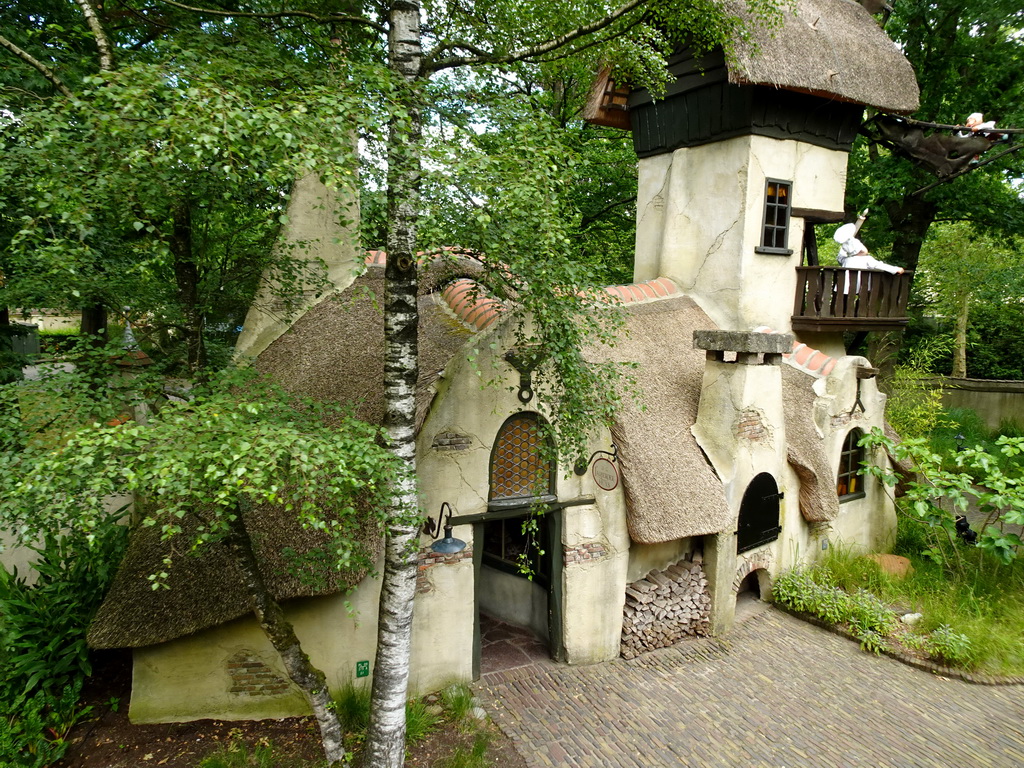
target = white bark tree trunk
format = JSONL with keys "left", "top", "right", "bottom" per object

{"left": 363, "top": 2, "right": 424, "bottom": 767}
{"left": 223, "top": 508, "right": 346, "bottom": 767}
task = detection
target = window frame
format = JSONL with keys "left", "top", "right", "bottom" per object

{"left": 837, "top": 428, "right": 867, "bottom": 502}
{"left": 755, "top": 178, "right": 794, "bottom": 255}
{"left": 483, "top": 412, "right": 556, "bottom": 576}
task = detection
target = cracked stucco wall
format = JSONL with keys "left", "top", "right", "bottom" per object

{"left": 411, "top": 319, "right": 631, "bottom": 683}
{"left": 634, "top": 135, "right": 848, "bottom": 332}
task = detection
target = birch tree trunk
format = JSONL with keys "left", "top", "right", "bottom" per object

{"left": 222, "top": 507, "right": 347, "bottom": 767}
{"left": 363, "top": 2, "right": 424, "bottom": 766}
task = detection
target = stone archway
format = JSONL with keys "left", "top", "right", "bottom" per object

{"left": 733, "top": 549, "right": 774, "bottom": 602}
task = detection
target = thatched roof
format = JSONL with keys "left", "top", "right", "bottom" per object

{"left": 592, "top": 296, "right": 732, "bottom": 543}
{"left": 254, "top": 256, "right": 481, "bottom": 434}
{"left": 88, "top": 501, "right": 380, "bottom": 649}
{"left": 89, "top": 257, "right": 482, "bottom": 650}
{"left": 782, "top": 365, "right": 840, "bottom": 523}
{"left": 724, "top": 0, "right": 919, "bottom": 113}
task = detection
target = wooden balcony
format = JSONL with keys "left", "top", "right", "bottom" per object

{"left": 792, "top": 267, "right": 914, "bottom": 333}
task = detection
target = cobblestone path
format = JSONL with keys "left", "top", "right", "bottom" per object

{"left": 474, "top": 607, "right": 1024, "bottom": 768}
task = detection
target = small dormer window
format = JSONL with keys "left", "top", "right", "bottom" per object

{"left": 837, "top": 429, "right": 866, "bottom": 502}
{"left": 756, "top": 179, "right": 793, "bottom": 255}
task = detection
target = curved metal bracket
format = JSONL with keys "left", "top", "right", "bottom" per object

{"left": 574, "top": 444, "right": 618, "bottom": 476}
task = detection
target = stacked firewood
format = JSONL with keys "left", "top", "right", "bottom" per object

{"left": 620, "top": 560, "right": 711, "bottom": 659}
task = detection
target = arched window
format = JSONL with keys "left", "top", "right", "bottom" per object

{"left": 837, "top": 429, "right": 866, "bottom": 501}
{"left": 484, "top": 413, "right": 556, "bottom": 576}
{"left": 488, "top": 412, "right": 555, "bottom": 506}
{"left": 737, "top": 473, "right": 782, "bottom": 553}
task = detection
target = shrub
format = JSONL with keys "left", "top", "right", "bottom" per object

{"left": 0, "top": 524, "right": 128, "bottom": 698}
{"left": 37, "top": 327, "right": 81, "bottom": 356}
{"left": 848, "top": 589, "right": 897, "bottom": 635}
{"left": 0, "top": 682, "right": 91, "bottom": 768}
{"left": 924, "top": 624, "right": 974, "bottom": 668}
{"left": 0, "top": 522, "right": 127, "bottom": 766}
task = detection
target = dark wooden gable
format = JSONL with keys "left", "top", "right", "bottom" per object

{"left": 627, "top": 48, "right": 863, "bottom": 158}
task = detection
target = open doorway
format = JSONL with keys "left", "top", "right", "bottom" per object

{"left": 474, "top": 412, "right": 564, "bottom": 676}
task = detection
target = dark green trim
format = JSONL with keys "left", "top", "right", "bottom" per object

{"left": 547, "top": 510, "right": 565, "bottom": 662}
{"left": 472, "top": 522, "right": 483, "bottom": 680}
{"left": 451, "top": 496, "right": 594, "bottom": 526}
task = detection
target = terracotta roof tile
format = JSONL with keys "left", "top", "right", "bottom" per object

{"left": 753, "top": 326, "right": 837, "bottom": 380}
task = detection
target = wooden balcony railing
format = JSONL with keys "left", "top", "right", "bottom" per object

{"left": 792, "top": 267, "right": 914, "bottom": 333}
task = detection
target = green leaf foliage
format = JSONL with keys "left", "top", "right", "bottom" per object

{"left": 0, "top": 366, "right": 400, "bottom": 578}
{"left": 859, "top": 428, "right": 1024, "bottom": 567}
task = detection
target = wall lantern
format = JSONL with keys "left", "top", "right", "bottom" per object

{"left": 422, "top": 502, "right": 466, "bottom": 554}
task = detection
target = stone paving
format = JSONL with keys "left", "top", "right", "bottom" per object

{"left": 474, "top": 606, "right": 1024, "bottom": 768}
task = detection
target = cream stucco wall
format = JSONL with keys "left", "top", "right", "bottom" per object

{"left": 688, "top": 349, "right": 898, "bottom": 631}
{"left": 132, "top": 309, "right": 637, "bottom": 722}
{"left": 131, "top": 576, "right": 383, "bottom": 723}
{"left": 235, "top": 174, "right": 362, "bottom": 361}
{"left": 626, "top": 539, "right": 693, "bottom": 584}
{"left": 634, "top": 136, "right": 848, "bottom": 333}
{"left": 413, "top": 317, "right": 631, "bottom": 674}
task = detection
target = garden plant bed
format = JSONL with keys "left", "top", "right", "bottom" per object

{"left": 779, "top": 606, "right": 1024, "bottom": 686}
{"left": 57, "top": 651, "right": 527, "bottom": 768}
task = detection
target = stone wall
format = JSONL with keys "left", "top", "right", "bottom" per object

{"left": 620, "top": 558, "right": 711, "bottom": 659}
{"left": 939, "top": 378, "right": 1024, "bottom": 432}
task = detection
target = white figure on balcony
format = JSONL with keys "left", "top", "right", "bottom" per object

{"left": 833, "top": 210, "right": 905, "bottom": 275}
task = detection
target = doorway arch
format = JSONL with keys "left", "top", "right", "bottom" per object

{"left": 736, "top": 472, "right": 782, "bottom": 553}
{"left": 475, "top": 412, "right": 564, "bottom": 675}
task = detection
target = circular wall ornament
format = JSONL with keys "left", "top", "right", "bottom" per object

{"left": 592, "top": 457, "right": 619, "bottom": 491}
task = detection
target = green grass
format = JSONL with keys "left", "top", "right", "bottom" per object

{"left": 333, "top": 682, "right": 372, "bottom": 734}
{"left": 198, "top": 739, "right": 309, "bottom": 768}
{"left": 790, "top": 536, "right": 1024, "bottom": 675}
{"left": 440, "top": 683, "right": 477, "bottom": 727}
{"left": 435, "top": 731, "right": 493, "bottom": 768}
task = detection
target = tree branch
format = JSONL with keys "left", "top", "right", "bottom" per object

{"left": 153, "top": 0, "right": 388, "bottom": 35}
{"left": 425, "top": 0, "right": 646, "bottom": 73}
{"left": 580, "top": 194, "right": 637, "bottom": 228}
{"left": 912, "top": 143, "right": 1024, "bottom": 197}
{"left": 0, "top": 34, "right": 75, "bottom": 98}
{"left": 73, "top": 0, "right": 115, "bottom": 71}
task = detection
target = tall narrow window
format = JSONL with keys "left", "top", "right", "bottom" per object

{"left": 737, "top": 473, "right": 782, "bottom": 553}
{"left": 837, "top": 429, "right": 866, "bottom": 502}
{"left": 757, "top": 179, "right": 793, "bottom": 255}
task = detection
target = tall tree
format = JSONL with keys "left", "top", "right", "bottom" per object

{"left": 0, "top": 4, "right": 360, "bottom": 371}
{"left": 914, "top": 222, "right": 1024, "bottom": 378}
{"left": 3, "top": 3, "right": 781, "bottom": 767}
{"left": 847, "top": 0, "right": 1024, "bottom": 272}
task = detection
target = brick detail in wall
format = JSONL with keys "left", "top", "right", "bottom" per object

{"left": 733, "top": 548, "right": 774, "bottom": 592}
{"left": 564, "top": 542, "right": 608, "bottom": 564}
{"left": 735, "top": 408, "right": 769, "bottom": 441}
{"left": 620, "top": 559, "right": 711, "bottom": 660}
{"left": 831, "top": 412, "right": 854, "bottom": 428}
{"left": 416, "top": 547, "right": 473, "bottom": 594}
{"left": 431, "top": 431, "right": 473, "bottom": 451}
{"left": 226, "top": 651, "right": 291, "bottom": 697}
